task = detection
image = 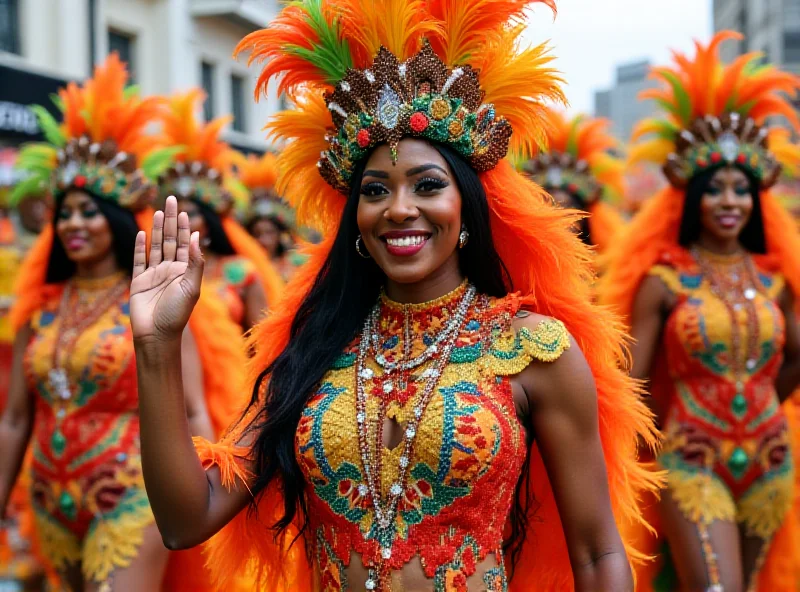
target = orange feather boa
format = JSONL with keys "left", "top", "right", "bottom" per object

{"left": 197, "top": 160, "right": 661, "bottom": 590}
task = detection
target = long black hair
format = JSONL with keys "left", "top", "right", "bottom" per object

{"left": 46, "top": 189, "right": 139, "bottom": 283}
{"left": 192, "top": 198, "right": 236, "bottom": 256}
{"left": 243, "top": 142, "right": 539, "bottom": 565}
{"left": 678, "top": 165, "right": 766, "bottom": 253}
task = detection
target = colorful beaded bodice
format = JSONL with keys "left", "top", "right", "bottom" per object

{"left": 294, "top": 285, "right": 570, "bottom": 591}
{"left": 203, "top": 255, "right": 258, "bottom": 326}
{"left": 651, "top": 248, "right": 787, "bottom": 495}
{"left": 24, "top": 274, "right": 148, "bottom": 542}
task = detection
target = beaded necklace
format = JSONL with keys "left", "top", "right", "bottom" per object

{"left": 691, "top": 247, "right": 764, "bottom": 401}
{"left": 48, "top": 275, "right": 129, "bottom": 409}
{"left": 356, "top": 283, "right": 477, "bottom": 590}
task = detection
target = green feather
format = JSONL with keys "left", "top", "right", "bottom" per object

{"left": 288, "top": 0, "right": 352, "bottom": 84}
{"left": 565, "top": 115, "right": 585, "bottom": 158}
{"left": 9, "top": 177, "right": 48, "bottom": 206}
{"left": 655, "top": 70, "right": 692, "bottom": 125}
{"left": 141, "top": 146, "right": 185, "bottom": 181}
{"left": 648, "top": 119, "right": 681, "bottom": 141}
{"left": 123, "top": 84, "right": 140, "bottom": 100}
{"left": 30, "top": 106, "right": 66, "bottom": 147}
{"left": 49, "top": 93, "right": 65, "bottom": 112}
{"left": 734, "top": 99, "right": 758, "bottom": 118}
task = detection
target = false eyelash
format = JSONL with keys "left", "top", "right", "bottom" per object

{"left": 414, "top": 177, "right": 449, "bottom": 191}
{"left": 360, "top": 182, "right": 388, "bottom": 196}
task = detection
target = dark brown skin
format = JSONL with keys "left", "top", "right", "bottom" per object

{"left": 132, "top": 139, "right": 632, "bottom": 590}
{"left": 0, "top": 190, "right": 213, "bottom": 592}
{"left": 177, "top": 198, "right": 268, "bottom": 330}
{"left": 250, "top": 217, "right": 282, "bottom": 259}
{"left": 629, "top": 166, "right": 800, "bottom": 590}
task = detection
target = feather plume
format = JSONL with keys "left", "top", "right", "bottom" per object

{"left": 234, "top": 0, "right": 352, "bottom": 98}
{"left": 236, "top": 152, "right": 280, "bottom": 192}
{"left": 472, "top": 25, "right": 565, "bottom": 156}
{"left": 334, "top": 0, "right": 438, "bottom": 67}
{"left": 425, "top": 0, "right": 555, "bottom": 66}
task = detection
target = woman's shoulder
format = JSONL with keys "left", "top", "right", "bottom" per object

{"left": 486, "top": 294, "right": 571, "bottom": 376}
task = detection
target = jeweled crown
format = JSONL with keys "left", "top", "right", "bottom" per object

{"left": 158, "top": 160, "right": 233, "bottom": 215}
{"left": 319, "top": 41, "right": 512, "bottom": 194}
{"left": 523, "top": 152, "right": 601, "bottom": 204}
{"left": 664, "top": 113, "right": 780, "bottom": 189}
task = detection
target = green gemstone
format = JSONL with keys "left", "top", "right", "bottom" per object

{"left": 732, "top": 393, "right": 748, "bottom": 417}
{"left": 728, "top": 447, "right": 749, "bottom": 477}
{"left": 51, "top": 430, "right": 66, "bottom": 457}
{"left": 58, "top": 490, "right": 76, "bottom": 520}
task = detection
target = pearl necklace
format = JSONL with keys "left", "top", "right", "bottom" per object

{"left": 355, "top": 284, "right": 476, "bottom": 590}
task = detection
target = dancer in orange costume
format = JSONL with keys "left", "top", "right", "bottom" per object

{"left": 127, "top": 2, "right": 660, "bottom": 591}
{"left": 235, "top": 151, "right": 305, "bottom": 281}
{"left": 0, "top": 55, "right": 248, "bottom": 592}
{"left": 521, "top": 111, "right": 626, "bottom": 256}
{"left": 155, "top": 91, "right": 284, "bottom": 331}
{"left": 601, "top": 32, "right": 800, "bottom": 591}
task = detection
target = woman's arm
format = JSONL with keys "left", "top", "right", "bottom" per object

{"left": 0, "top": 325, "right": 35, "bottom": 517}
{"left": 180, "top": 327, "right": 215, "bottom": 441}
{"left": 131, "top": 199, "right": 251, "bottom": 549}
{"left": 776, "top": 287, "right": 800, "bottom": 402}
{"left": 243, "top": 281, "right": 268, "bottom": 332}
{"left": 514, "top": 315, "right": 632, "bottom": 592}
{"left": 628, "top": 275, "right": 670, "bottom": 382}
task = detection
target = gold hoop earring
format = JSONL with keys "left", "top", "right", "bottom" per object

{"left": 355, "top": 235, "right": 371, "bottom": 259}
{"left": 458, "top": 226, "right": 469, "bottom": 249}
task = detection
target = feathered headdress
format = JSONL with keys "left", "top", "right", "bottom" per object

{"left": 522, "top": 111, "right": 624, "bottom": 204}
{"left": 155, "top": 89, "right": 242, "bottom": 215}
{"left": 232, "top": 151, "right": 295, "bottom": 230}
{"left": 11, "top": 53, "right": 170, "bottom": 210}
{"left": 629, "top": 31, "right": 800, "bottom": 189}
{"left": 195, "top": 2, "right": 661, "bottom": 590}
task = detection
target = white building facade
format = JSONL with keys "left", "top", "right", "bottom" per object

{"left": 593, "top": 60, "right": 657, "bottom": 142}
{"left": 0, "top": 0, "right": 282, "bottom": 152}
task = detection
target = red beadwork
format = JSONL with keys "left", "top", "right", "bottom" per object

{"left": 737, "top": 153, "right": 747, "bottom": 164}
{"left": 74, "top": 175, "right": 87, "bottom": 188}
{"left": 409, "top": 112, "right": 429, "bottom": 133}
{"left": 710, "top": 152, "right": 721, "bottom": 163}
{"left": 356, "top": 129, "right": 371, "bottom": 148}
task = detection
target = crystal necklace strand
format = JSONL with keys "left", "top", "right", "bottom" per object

{"left": 356, "top": 285, "right": 476, "bottom": 590}
{"left": 367, "top": 285, "right": 476, "bottom": 377}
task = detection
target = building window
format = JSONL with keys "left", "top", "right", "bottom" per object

{"left": 108, "top": 29, "right": 136, "bottom": 83}
{"left": 0, "top": 0, "right": 20, "bottom": 54}
{"left": 231, "top": 74, "right": 246, "bottom": 133}
{"left": 785, "top": 31, "right": 800, "bottom": 65}
{"left": 201, "top": 61, "right": 216, "bottom": 122}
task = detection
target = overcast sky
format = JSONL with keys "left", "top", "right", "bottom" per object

{"left": 523, "top": 0, "right": 713, "bottom": 114}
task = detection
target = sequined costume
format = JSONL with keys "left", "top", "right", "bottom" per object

{"left": 191, "top": 1, "right": 660, "bottom": 590}
{"left": 651, "top": 248, "right": 793, "bottom": 538}
{"left": 23, "top": 274, "right": 152, "bottom": 580}
{"left": 600, "top": 31, "right": 800, "bottom": 590}
{"left": 294, "top": 285, "right": 565, "bottom": 590}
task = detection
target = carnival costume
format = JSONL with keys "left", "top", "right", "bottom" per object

{"left": 191, "top": 1, "right": 660, "bottom": 590}
{"left": 521, "top": 111, "right": 625, "bottom": 253}
{"left": 601, "top": 31, "right": 800, "bottom": 590}
{"left": 234, "top": 151, "right": 306, "bottom": 281}
{"left": 155, "top": 91, "right": 284, "bottom": 326}
{"left": 8, "top": 55, "right": 248, "bottom": 589}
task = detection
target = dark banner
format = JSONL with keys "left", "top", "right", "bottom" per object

{"left": 0, "top": 63, "right": 69, "bottom": 143}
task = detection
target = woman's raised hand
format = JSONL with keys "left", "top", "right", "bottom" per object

{"left": 130, "top": 196, "right": 204, "bottom": 343}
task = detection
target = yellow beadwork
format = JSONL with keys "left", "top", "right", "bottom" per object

{"left": 489, "top": 318, "right": 570, "bottom": 376}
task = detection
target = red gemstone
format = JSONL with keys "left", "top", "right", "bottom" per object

{"left": 710, "top": 152, "right": 721, "bottom": 163}
{"left": 74, "top": 175, "right": 87, "bottom": 188}
{"left": 737, "top": 153, "right": 747, "bottom": 164}
{"left": 696, "top": 159, "right": 708, "bottom": 168}
{"left": 356, "top": 128, "right": 371, "bottom": 148}
{"left": 410, "top": 112, "right": 429, "bottom": 133}
{"left": 567, "top": 183, "right": 578, "bottom": 193}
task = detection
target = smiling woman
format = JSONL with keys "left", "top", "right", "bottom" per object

{"left": 129, "top": 2, "right": 661, "bottom": 591}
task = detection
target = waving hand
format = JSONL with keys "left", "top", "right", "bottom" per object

{"left": 130, "top": 196, "right": 204, "bottom": 343}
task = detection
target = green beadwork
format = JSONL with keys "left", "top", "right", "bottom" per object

{"left": 728, "top": 447, "right": 749, "bottom": 478}
{"left": 51, "top": 429, "right": 67, "bottom": 457}
{"left": 731, "top": 393, "right": 748, "bottom": 418}
{"left": 59, "top": 490, "right": 77, "bottom": 520}
{"left": 683, "top": 141, "right": 768, "bottom": 181}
